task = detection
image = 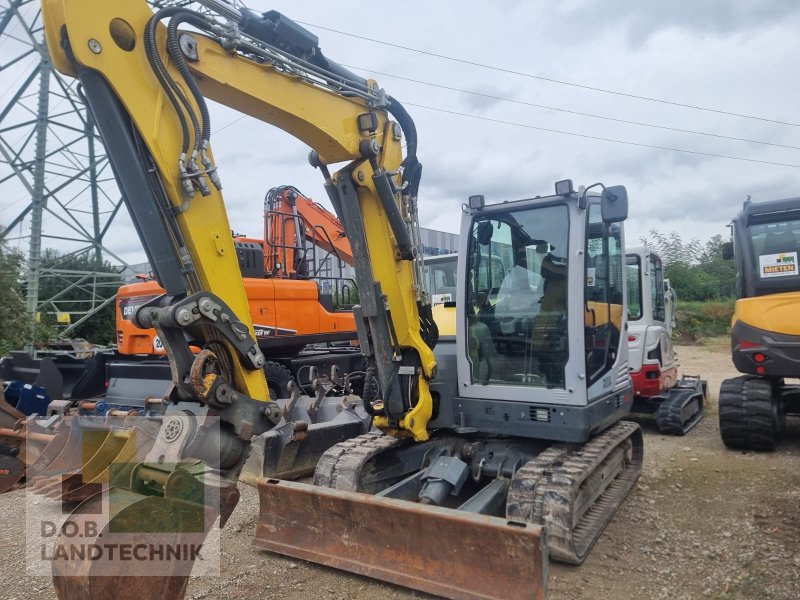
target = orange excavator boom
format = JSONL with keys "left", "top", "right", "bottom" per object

{"left": 264, "top": 185, "right": 354, "bottom": 278}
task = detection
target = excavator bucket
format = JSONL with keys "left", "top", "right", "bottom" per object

{"left": 0, "top": 385, "right": 64, "bottom": 492}
{"left": 0, "top": 390, "right": 28, "bottom": 492}
{"left": 33, "top": 417, "right": 159, "bottom": 502}
{"left": 254, "top": 479, "right": 548, "bottom": 600}
{"left": 50, "top": 482, "right": 221, "bottom": 600}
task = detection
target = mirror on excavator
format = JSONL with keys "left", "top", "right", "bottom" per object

{"left": 601, "top": 185, "right": 629, "bottom": 223}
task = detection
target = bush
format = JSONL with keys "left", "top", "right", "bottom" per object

{"left": 673, "top": 299, "right": 735, "bottom": 343}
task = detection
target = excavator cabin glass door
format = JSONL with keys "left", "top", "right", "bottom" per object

{"left": 584, "top": 204, "right": 625, "bottom": 388}
{"left": 464, "top": 202, "right": 570, "bottom": 390}
{"left": 743, "top": 216, "right": 800, "bottom": 296}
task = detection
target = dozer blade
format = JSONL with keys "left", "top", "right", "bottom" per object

{"left": 51, "top": 486, "right": 218, "bottom": 600}
{"left": 254, "top": 478, "right": 548, "bottom": 600}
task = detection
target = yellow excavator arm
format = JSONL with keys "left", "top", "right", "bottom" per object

{"left": 43, "top": 0, "right": 436, "bottom": 443}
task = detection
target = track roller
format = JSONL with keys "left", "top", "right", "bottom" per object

{"left": 719, "top": 376, "right": 781, "bottom": 451}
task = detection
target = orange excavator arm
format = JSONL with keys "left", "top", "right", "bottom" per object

{"left": 264, "top": 185, "right": 354, "bottom": 277}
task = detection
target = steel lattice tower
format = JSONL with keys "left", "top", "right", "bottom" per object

{"left": 0, "top": 0, "right": 133, "bottom": 349}
{"left": 0, "top": 0, "right": 248, "bottom": 350}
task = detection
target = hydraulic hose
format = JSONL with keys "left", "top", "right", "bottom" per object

{"left": 386, "top": 97, "right": 422, "bottom": 198}
{"left": 166, "top": 11, "right": 216, "bottom": 146}
{"left": 361, "top": 365, "right": 379, "bottom": 416}
{"left": 144, "top": 8, "right": 195, "bottom": 158}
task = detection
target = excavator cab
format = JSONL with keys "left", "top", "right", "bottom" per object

{"left": 277, "top": 182, "right": 642, "bottom": 592}
{"left": 442, "top": 183, "right": 632, "bottom": 443}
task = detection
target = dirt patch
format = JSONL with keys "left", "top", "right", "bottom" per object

{"left": 1, "top": 343, "right": 799, "bottom": 600}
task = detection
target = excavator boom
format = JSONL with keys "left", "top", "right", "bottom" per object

{"left": 35, "top": 1, "right": 547, "bottom": 598}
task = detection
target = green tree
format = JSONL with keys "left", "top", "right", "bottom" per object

{"left": 640, "top": 229, "right": 735, "bottom": 301}
{"left": 698, "top": 234, "right": 737, "bottom": 298}
{"left": 0, "top": 242, "right": 32, "bottom": 355}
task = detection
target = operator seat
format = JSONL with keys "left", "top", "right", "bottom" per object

{"left": 468, "top": 320, "right": 503, "bottom": 383}
{"left": 532, "top": 253, "right": 568, "bottom": 385}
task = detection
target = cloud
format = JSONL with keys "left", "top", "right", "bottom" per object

{"left": 4, "top": 0, "right": 800, "bottom": 271}
{"left": 557, "top": 0, "right": 800, "bottom": 46}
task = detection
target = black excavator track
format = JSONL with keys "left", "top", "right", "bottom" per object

{"left": 313, "top": 432, "right": 403, "bottom": 492}
{"left": 314, "top": 422, "right": 643, "bottom": 565}
{"left": 719, "top": 376, "right": 778, "bottom": 451}
{"left": 506, "top": 421, "right": 643, "bottom": 564}
{"left": 655, "top": 379, "right": 705, "bottom": 436}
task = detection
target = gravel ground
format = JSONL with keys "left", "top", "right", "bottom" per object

{"left": 2, "top": 342, "right": 799, "bottom": 600}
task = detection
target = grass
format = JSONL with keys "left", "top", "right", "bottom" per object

{"left": 674, "top": 300, "right": 735, "bottom": 344}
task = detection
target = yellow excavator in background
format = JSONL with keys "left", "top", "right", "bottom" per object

{"left": 40, "top": 1, "right": 642, "bottom": 599}
{"left": 719, "top": 197, "right": 800, "bottom": 450}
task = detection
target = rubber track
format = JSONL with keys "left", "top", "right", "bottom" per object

{"left": 506, "top": 421, "right": 643, "bottom": 564}
{"left": 656, "top": 389, "right": 704, "bottom": 436}
{"left": 719, "top": 376, "right": 775, "bottom": 451}
{"left": 313, "top": 432, "right": 401, "bottom": 492}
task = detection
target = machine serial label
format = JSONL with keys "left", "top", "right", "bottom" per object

{"left": 759, "top": 251, "right": 798, "bottom": 278}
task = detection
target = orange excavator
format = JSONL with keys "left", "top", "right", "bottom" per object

{"left": 118, "top": 185, "right": 358, "bottom": 359}
{"left": 264, "top": 184, "right": 354, "bottom": 278}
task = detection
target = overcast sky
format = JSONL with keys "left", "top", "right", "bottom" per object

{"left": 3, "top": 0, "right": 800, "bottom": 264}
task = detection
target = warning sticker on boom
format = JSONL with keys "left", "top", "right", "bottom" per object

{"left": 759, "top": 251, "right": 798, "bottom": 278}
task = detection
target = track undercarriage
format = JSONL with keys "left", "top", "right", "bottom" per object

{"left": 633, "top": 376, "right": 706, "bottom": 436}
{"left": 255, "top": 421, "right": 643, "bottom": 598}
{"left": 719, "top": 375, "right": 800, "bottom": 451}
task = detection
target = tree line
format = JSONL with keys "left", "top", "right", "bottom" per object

{"left": 639, "top": 229, "right": 736, "bottom": 301}
{"left": 0, "top": 227, "right": 736, "bottom": 354}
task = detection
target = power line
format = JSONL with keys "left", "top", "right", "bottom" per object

{"left": 403, "top": 102, "right": 800, "bottom": 169}
{"left": 299, "top": 20, "right": 800, "bottom": 128}
{"left": 211, "top": 95, "right": 799, "bottom": 169}
{"left": 345, "top": 64, "right": 799, "bottom": 151}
